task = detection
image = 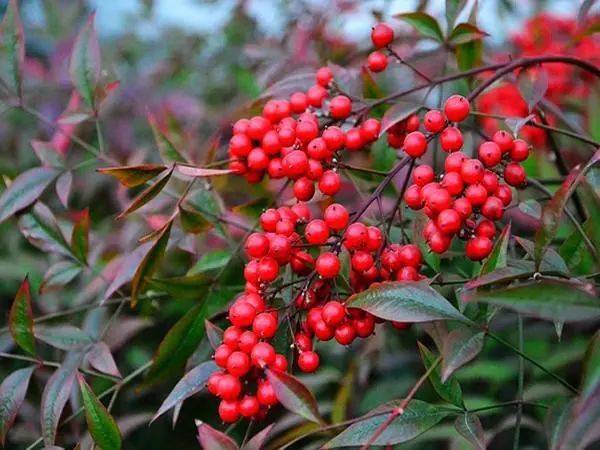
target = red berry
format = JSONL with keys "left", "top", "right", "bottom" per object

{"left": 257, "top": 380, "right": 278, "bottom": 406}
{"left": 229, "top": 134, "right": 252, "bottom": 157}
{"left": 295, "top": 332, "right": 313, "bottom": 352}
{"left": 218, "top": 374, "right": 242, "bottom": 401}
{"left": 445, "top": 151, "right": 467, "bottom": 172}
{"left": 428, "top": 232, "right": 451, "bottom": 253}
{"left": 273, "top": 354, "right": 288, "bottom": 372}
{"left": 352, "top": 250, "right": 374, "bottom": 272}
{"left": 207, "top": 372, "right": 223, "bottom": 395}
{"left": 233, "top": 119, "right": 250, "bottom": 135}
{"left": 322, "top": 126, "right": 346, "bottom": 151}
{"left": 371, "top": 23, "right": 394, "bottom": 48}
{"left": 321, "top": 300, "right": 346, "bottom": 326}
{"left": 436, "top": 208, "right": 462, "bottom": 235}
{"left": 482, "top": 171, "right": 499, "bottom": 194}
{"left": 360, "top": 118, "right": 381, "bottom": 142}
{"left": 223, "top": 326, "right": 243, "bottom": 349}
{"left": 316, "top": 66, "right": 333, "bottom": 87}
{"left": 251, "top": 342, "right": 276, "bottom": 367}
{"left": 318, "top": 170, "right": 341, "bottom": 196}
{"left": 465, "top": 236, "right": 493, "bottom": 261}
{"left": 239, "top": 395, "right": 260, "bottom": 418}
{"left": 238, "top": 330, "right": 258, "bottom": 353}
{"left": 258, "top": 257, "right": 279, "bottom": 282}
{"left": 253, "top": 312, "right": 278, "bottom": 339}
{"left": 296, "top": 119, "right": 319, "bottom": 143}
{"left": 493, "top": 130, "right": 514, "bottom": 153}
{"left": 335, "top": 323, "right": 356, "bottom": 345}
{"left": 344, "top": 223, "right": 368, "bottom": 250}
{"left": 298, "top": 351, "right": 320, "bottom": 373}
{"left": 245, "top": 233, "right": 270, "bottom": 259}
{"left": 475, "top": 219, "right": 496, "bottom": 238}
{"left": 495, "top": 184, "right": 513, "bottom": 206}
{"left": 481, "top": 196, "right": 504, "bottom": 220}
{"left": 313, "top": 319, "right": 335, "bottom": 341}
{"left": 305, "top": 219, "right": 330, "bottom": 244}
{"left": 227, "top": 351, "right": 251, "bottom": 377}
{"left": 324, "top": 203, "right": 349, "bottom": 231}
{"left": 444, "top": 95, "right": 470, "bottom": 122}
{"left": 247, "top": 147, "right": 270, "bottom": 171}
{"left": 268, "top": 158, "right": 285, "bottom": 178}
{"left": 406, "top": 115, "right": 420, "bottom": 132}
{"left": 367, "top": 51, "right": 388, "bottom": 72}
{"left": 262, "top": 130, "right": 281, "bottom": 155}
{"left": 397, "top": 265, "right": 419, "bottom": 281}
{"left": 427, "top": 188, "right": 452, "bottom": 213}
{"left": 282, "top": 150, "right": 309, "bottom": 179}
{"left": 275, "top": 218, "right": 295, "bottom": 236}
{"left": 366, "top": 226, "right": 384, "bottom": 251}
{"left": 510, "top": 139, "right": 529, "bottom": 162}
{"left": 345, "top": 128, "right": 364, "bottom": 151}
{"left": 260, "top": 209, "right": 280, "bottom": 232}
{"left": 244, "top": 260, "right": 260, "bottom": 285}
{"left": 398, "top": 244, "right": 422, "bottom": 267}
{"left": 441, "top": 171, "right": 464, "bottom": 196}
{"left": 453, "top": 197, "right": 473, "bottom": 219}
{"left": 248, "top": 116, "right": 271, "bottom": 141}
{"left": 461, "top": 159, "right": 485, "bottom": 184}
{"left": 293, "top": 177, "right": 315, "bottom": 201}
{"left": 316, "top": 252, "right": 340, "bottom": 278}
{"left": 290, "top": 92, "right": 308, "bottom": 113}
{"left": 465, "top": 184, "right": 488, "bottom": 207}
{"left": 291, "top": 203, "right": 311, "bottom": 223}
{"left": 381, "top": 245, "right": 402, "bottom": 271}
{"left": 329, "top": 95, "right": 352, "bottom": 120}
{"left": 423, "top": 109, "right": 446, "bottom": 133}
{"left": 219, "top": 400, "right": 240, "bottom": 423}
{"left": 306, "top": 84, "right": 328, "bottom": 107}
{"left": 215, "top": 344, "right": 233, "bottom": 368}
{"left": 290, "top": 251, "right": 314, "bottom": 275}
{"left": 404, "top": 184, "right": 424, "bottom": 209}
{"left": 439, "top": 126, "right": 463, "bottom": 152}
{"left": 413, "top": 165, "right": 435, "bottom": 186}
{"left": 354, "top": 315, "right": 375, "bottom": 337}
{"left": 478, "top": 141, "right": 502, "bottom": 167}
{"left": 504, "top": 163, "right": 526, "bottom": 186}
{"left": 404, "top": 131, "right": 427, "bottom": 157}
{"left": 229, "top": 301, "right": 256, "bottom": 328}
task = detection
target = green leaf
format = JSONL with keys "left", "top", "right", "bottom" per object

{"left": 86, "top": 342, "right": 121, "bottom": 378}
{"left": 265, "top": 368, "right": 323, "bottom": 424}
{"left": 581, "top": 331, "right": 600, "bottom": 399}
{"left": 0, "top": 167, "right": 58, "bottom": 224}
{"left": 69, "top": 14, "right": 101, "bottom": 109}
{"left": 346, "top": 280, "right": 470, "bottom": 324}
{"left": 148, "top": 113, "right": 186, "bottom": 164}
{"left": 152, "top": 361, "right": 217, "bottom": 422}
{"left": 146, "top": 302, "right": 209, "bottom": 384}
{"left": 467, "top": 278, "right": 600, "bottom": 322}
{"left": 0, "top": 0, "right": 25, "bottom": 99}
{"left": 448, "top": 23, "right": 488, "bottom": 45}
{"left": 34, "top": 325, "right": 92, "bottom": 351}
{"left": 417, "top": 342, "right": 463, "bottom": 408}
{"left": 454, "top": 413, "right": 485, "bottom": 450}
{"left": 322, "top": 400, "right": 450, "bottom": 448}
{"left": 395, "top": 12, "right": 444, "bottom": 41}
{"left": 480, "top": 223, "right": 511, "bottom": 275}
{"left": 242, "top": 424, "right": 274, "bottom": 450}
{"left": 117, "top": 167, "right": 173, "bottom": 219}
{"left": 179, "top": 205, "right": 212, "bottom": 234}
{"left": 147, "top": 273, "right": 211, "bottom": 300}
{"left": 9, "top": 276, "right": 35, "bottom": 356}
{"left": 535, "top": 149, "right": 600, "bottom": 268}
{"left": 0, "top": 366, "right": 35, "bottom": 446}
{"left": 189, "top": 250, "right": 231, "bottom": 274}
{"left": 71, "top": 208, "right": 89, "bottom": 263}
{"left": 18, "top": 202, "right": 74, "bottom": 258}
{"left": 545, "top": 399, "right": 574, "bottom": 450}
{"left": 97, "top": 164, "right": 167, "bottom": 188}
{"left": 441, "top": 328, "right": 485, "bottom": 382}
{"left": 78, "top": 374, "right": 122, "bottom": 450}
{"left": 514, "top": 237, "right": 568, "bottom": 274}
{"left": 130, "top": 221, "right": 171, "bottom": 307}
{"left": 40, "top": 260, "right": 82, "bottom": 294}
{"left": 456, "top": 39, "right": 482, "bottom": 71}
{"left": 195, "top": 420, "right": 239, "bottom": 450}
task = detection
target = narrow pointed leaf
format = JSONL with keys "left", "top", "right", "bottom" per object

{"left": 0, "top": 366, "right": 35, "bottom": 446}
{"left": 148, "top": 114, "right": 186, "bottom": 163}
{"left": 379, "top": 102, "right": 420, "bottom": 137}
{"left": 130, "top": 221, "right": 171, "bottom": 307}
{"left": 31, "top": 140, "right": 65, "bottom": 168}
{"left": 441, "top": 329, "right": 485, "bottom": 382}
{"left": 449, "top": 23, "right": 489, "bottom": 45}
{"left": 242, "top": 424, "right": 274, "bottom": 450}
{"left": 78, "top": 374, "right": 122, "bottom": 450}
{"left": 147, "top": 274, "right": 211, "bottom": 300}
{"left": 395, "top": 12, "right": 444, "bottom": 41}
{"left": 581, "top": 331, "right": 600, "bottom": 399}
{"left": 177, "top": 165, "right": 233, "bottom": 177}
{"left": 55, "top": 171, "right": 72, "bottom": 208}
{"left": 0, "top": 167, "right": 58, "bottom": 224}
{"left": 196, "top": 421, "right": 239, "bottom": 450}
{"left": 18, "top": 202, "right": 74, "bottom": 258}
{"left": 34, "top": 325, "right": 92, "bottom": 351}
{"left": 480, "top": 223, "right": 511, "bottom": 275}
{"left": 86, "top": 342, "right": 121, "bottom": 378}
{"left": 518, "top": 67, "right": 548, "bottom": 112}
{"left": 69, "top": 14, "right": 101, "bottom": 108}
{"left": 0, "top": 0, "right": 25, "bottom": 99}
{"left": 102, "top": 242, "right": 152, "bottom": 302}
{"left": 71, "top": 208, "right": 89, "bottom": 263}
{"left": 97, "top": 165, "right": 167, "bottom": 188}
{"left": 322, "top": 400, "right": 450, "bottom": 448}
{"left": 265, "top": 368, "right": 322, "bottom": 424}
{"left": 455, "top": 413, "right": 486, "bottom": 449}
{"left": 346, "top": 280, "right": 470, "bottom": 324}
{"left": 117, "top": 167, "right": 173, "bottom": 219}
{"left": 417, "top": 342, "right": 463, "bottom": 408}
{"left": 9, "top": 276, "right": 35, "bottom": 356}
{"left": 179, "top": 205, "right": 212, "bottom": 234}
{"left": 40, "top": 260, "right": 82, "bottom": 293}
{"left": 545, "top": 399, "right": 573, "bottom": 450}
{"left": 152, "top": 361, "right": 217, "bottom": 422}
{"left": 204, "top": 320, "right": 224, "bottom": 350}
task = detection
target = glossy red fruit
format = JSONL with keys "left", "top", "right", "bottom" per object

{"left": 318, "top": 170, "right": 341, "bottom": 196}
{"left": 296, "top": 119, "right": 319, "bottom": 143}
{"left": 322, "top": 126, "right": 345, "bottom": 151}
{"left": 248, "top": 116, "right": 271, "bottom": 141}
{"left": 291, "top": 203, "right": 311, "bottom": 223}
{"left": 478, "top": 141, "right": 502, "bottom": 167}
{"left": 239, "top": 396, "right": 260, "bottom": 418}
{"left": 465, "top": 183, "right": 488, "bottom": 207}
{"left": 257, "top": 380, "right": 278, "bottom": 406}
{"left": 504, "top": 163, "right": 526, "bottom": 186}
{"left": 267, "top": 158, "right": 284, "bottom": 178}
{"left": 335, "top": 323, "right": 357, "bottom": 345}
{"left": 226, "top": 351, "right": 251, "bottom": 377}
{"left": 316, "top": 252, "right": 340, "bottom": 279}
{"left": 367, "top": 51, "right": 388, "bottom": 72}
{"left": 481, "top": 196, "right": 504, "bottom": 220}
{"left": 233, "top": 118, "right": 250, "bottom": 135}
{"left": 465, "top": 236, "right": 493, "bottom": 261}
{"left": 441, "top": 171, "right": 464, "bottom": 196}
{"left": 207, "top": 372, "right": 223, "bottom": 395}
{"left": 493, "top": 130, "right": 514, "bottom": 153}
{"left": 293, "top": 177, "right": 315, "bottom": 201}
{"left": 427, "top": 188, "right": 452, "bottom": 213}
{"left": 238, "top": 330, "right": 258, "bottom": 353}
{"left": 404, "top": 131, "right": 427, "bottom": 157}
{"left": 404, "top": 184, "right": 424, "bottom": 209}
{"left": 306, "top": 84, "right": 328, "bottom": 107}
{"left": 371, "top": 23, "right": 394, "bottom": 48}
{"left": 345, "top": 128, "right": 364, "bottom": 151}
{"left": 495, "top": 184, "right": 513, "bottom": 206}
{"left": 290, "top": 92, "right": 308, "bottom": 113}
{"left": 423, "top": 109, "right": 446, "bottom": 133}
{"left": 321, "top": 301, "right": 346, "bottom": 326}
{"left": 510, "top": 139, "right": 529, "bottom": 162}
{"left": 245, "top": 233, "right": 270, "bottom": 259}
{"left": 214, "top": 344, "right": 233, "bottom": 368}
{"left": 360, "top": 118, "right": 381, "bottom": 142}
{"left": 290, "top": 251, "right": 314, "bottom": 275}
{"left": 428, "top": 232, "right": 452, "bottom": 253}
{"left": 329, "top": 95, "right": 352, "bottom": 119}
{"left": 251, "top": 342, "right": 276, "bottom": 367}
{"left": 352, "top": 250, "right": 374, "bottom": 272}
{"left": 229, "top": 134, "right": 252, "bottom": 157}
{"left": 273, "top": 354, "right": 288, "bottom": 372}
{"left": 475, "top": 219, "right": 496, "bottom": 238}
{"left": 219, "top": 400, "right": 240, "bottom": 423}
{"left": 366, "top": 226, "right": 384, "bottom": 251}
{"left": 461, "top": 159, "right": 485, "bottom": 184}
{"left": 398, "top": 244, "right": 422, "bottom": 267}
{"left": 444, "top": 95, "right": 470, "bottom": 122}
{"left": 258, "top": 257, "right": 279, "bottom": 282}
{"left": 316, "top": 66, "right": 333, "bottom": 87}
{"left": 354, "top": 315, "right": 375, "bottom": 337}
{"left": 223, "top": 326, "right": 243, "bottom": 349}
{"left": 305, "top": 219, "right": 330, "bottom": 244}
{"left": 298, "top": 351, "right": 320, "bottom": 373}
{"left": 413, "top": 165, "right": 435, "bottom": 186}
{"left": 482, "top": 171, "right": 499, "bottom": 194}
{"left": 436, "top": 208, "right": 461, "bottom": 235}
{"left": 295, "top": 332, "right": 313, "bottom": 352}
{"left": 397, "top": 265, "right": 419, "bottom": 281}
{"left": 282, "top": 150, "right": 309, "bottom": 178}
{"left": 313, "top": 319, "right": 335, "bottom": 341}
{"left": 260, "top": 209, "right": 280, "bottom": 232}
{"left": 324, "top": 203, "right": 349, "bottom": 231}
{"left": 440, "top": 126, "right": 463, "bottom": 152}
{"left": 218, "top": 374, "right": 242, "bottom": 401}
{"left": 229, "top": 302, "right": 256, "bottom": 327}
{"left": 307, "top": 137, "right": 329, "bottom": 160}
{"left": 453, "top": 197, "right": 473, "bottom": 219}
{"left": 253, "top": 312, "right": 278, "bottom": 339}
{"left": 445, "top": 151, "right": 467, "bottom": 172}
{"left": 343, "top": 223, "right": 368, "bottom": 250}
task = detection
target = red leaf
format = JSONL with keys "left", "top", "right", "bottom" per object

{"left": 196, "top": 420, "right": 239, "bottom": 450}
{"left": 9, "top": 276, "right": 36, "bottom": 356}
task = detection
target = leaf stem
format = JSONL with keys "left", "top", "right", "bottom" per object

{"left": 513, "top": 314, "right": 524, "bottom": 450}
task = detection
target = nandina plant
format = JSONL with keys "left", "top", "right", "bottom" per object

{"left": 0, "top": 1, "right": 599, "bottom": 449}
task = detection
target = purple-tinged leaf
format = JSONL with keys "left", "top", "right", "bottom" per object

{"left": 34, "top": 325, "right": 92, "bottom": 351}
{"left": 69, "top": 14, "right": 101, "bottom": 109}
{"left": 86, "top": 342, "right": 121, "bottom": 378}
{"left": 177, "top": 165, "right": 234, "bottom": 178}
{"left": 417, "top": 342, "right": 463, "bottom": 408}
{"left": 179, "top": 206, "right": 213, "bottom": 234}
{"left": 18, "top": 202, "right": 73, "bottom": 258}
{"left": 97, "top": 164, "right": 168, "bottom": 188}
{"left": 195, "top": 420, "right": 239, "bottom": 450}
{"left": 394, "top": 12, "right": 444, "bottom": 41}
{"left": 346, "top": 280, "right": 470, "bottom": 324}
{"left": 322, "top": 400, "right": 449, "bottom": 448}
{"left": 551, "top": 384, "right": 600, "bottom": 450}
{"left": 0, "top": 0, "right": 25, "bottom": 99}
{"left": 71, "top": 208, "right": 89, "bottom": 264}
{"left": 379, "top": 102, "right": 420, "bottom": 137}
{"left": 117, "top": 167, "right": 173, "bottom": 220}
{"left": 148, "top": 113, "right": 186, "bottom": 164}
{"left": 55, "top": 171, "right": 72, "bottom": 208}
{"left": 78, "top": 374, "right": 121, "bottom": 450}
{"left": 441, "top": 328, "right": 485, "bottom": 382}
{"left": 265, "top": 368, "right": 322, "bottom": 424}
{"left": 204, "top": 320, "right": 224, "bottom": 350}
{"left": 131, "top": 221, "right": 172, "bottom": 307}
{"left": 56, "top": 112, "right": 91, "bottom": 125}
{"left": 9, "top": 276, "right": 35, "bottom": 356}
{"left": 102, "top": 242, "right": 152, "bottom": 302}
{"left": 0, "top": 167, "right": 58, "bottom": 224}
{"left": 448, "top": 22, "right": 489, "bottom": 45}
{"left": 480, "top": 223, "right": 511, "bottom": 275}
{"left": 0, "top": 366, "right": 35, "bottom": 446}
{"left": 241, "top": 424, "right": 274, "bottom": 450}
{"left": 505, "top": 114, "right": 536, "bottom": 137}
{"left": 258, "top": 71, "right": 315, "bottom": 102}
{"left": 40, "top": 260, "right": 82, "bottom": 293}
{"left": 41, "top": 354, "right": 80, "bottom": 446}
{"left": 581, "top": 331, "right": 600, "bottom": 400}
{"left": 152, "top": 361, "right": 217, "bottom": 422}
{"left": 518, "top": 68, "right": 548, "bottom": 112}
{"left": 455, "top": 413, "right": 486, "bottom": 450}
{"left": 31, "top": 140, "right": 65, "bottom": 168}
{"left": 463, "top": 261, "right": 535, "bottom": 292}
{"left": 515, "top": 236, "right": 569, "bottom": 274}
{"left": 545, "top": 399, "right": 574, "bottom": 450}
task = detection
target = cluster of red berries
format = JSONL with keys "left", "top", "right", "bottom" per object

{"left": 227, "top": 68, "right": 381, "bottom": 201}
{"left": 399, "top": 95, "right": 530, "bottom": 260}
{"left": 366, "top": 23, "right": 395, "bottom": 73}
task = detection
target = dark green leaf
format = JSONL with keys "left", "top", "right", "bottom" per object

{"left": 130, "top": 221, "right": 172, "bottom": 307}
{"left": 265, "top": 368, "right": 322, "bottom": 424}
{"left": 0, "top": 167, "right": 58, "bottom": 224}
{"left": 581, "top": 331, "right": 600, "bottom": 399}
{"left": 9, "top": 276, "right": 35, "bottom": 356}
{"left": 242, "top": 424, "right": 274, "bottom": 450}
{"left": 0, "top": 366, "right": 35, "bottom": 446}
{"left": 18, "top": 202, "right": 74, "bottom": 258}
{"left": 69, "top": 14, "right": 101, "bottom": 108}
{"left": 179, "top": 205, "right": 212, "bottom": 234}
{"left": 448, "top": 23, "right": 488, "bottom": 45}
{"left": 78, "top": 374, "right": 122, "bottom": 450}
{"left": 152, "top": 361, "right": 217, "bottom": 422}
{"left": 189, "top": 250, "right": 231, "bottom": 274}
{"left": 35, "top": 325, "right": 92, "bottom": 351}
{"left": 40, "top": 260, "right": 82, "bottom": 293}
{"left": 147, "top": 273, "right": 211, "bottom": 300}
{"left": 455, "top": 413, "right": 485, "bottom": 449}
{"left": 346, "top": 280, "right": 470, "bottom": 324}
{"left": 86, "top": 342, "right": 121, "bottom": 378}
{"left": 467, "top": 278, "right": 600, "bottom": 322}
{"left": 441, "top": 328, "right": 485, "bottom": 382}
{"left": 480, "top": 223, "right": 511, "bottom": 275}
{"left": 117, "top": 167, "right": 173, "bottom": 219}
{"left": 195, "top": 420, "right": 239, "bottom": 450}
{"left": 545, "top": 399, "right": 573, "bottom": 450}
{"left": 71, "top": 208, "right": 89, "bottom": 263}
{"left": 148, "top": 113, "right": 186, "bottom": 164}
{"left": 322, "top": 400, "right": 450, "bottom": 448}
{"left": 97, "top": 164, "right": 167, "bottom": 188}
{"left": 0, "top": 0, "right": 25, "bottom": 99}
{"left": 417, "top": 342, "right": 463, "bottom": 408}
{"left": 516, "top": 236, "right": 569, "bottom": 274}
{"left": 395, "top": 12, "right": 444, "bottom": 41}
{"left": 456, "top": 39, "right": 482, "bottom": 71}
